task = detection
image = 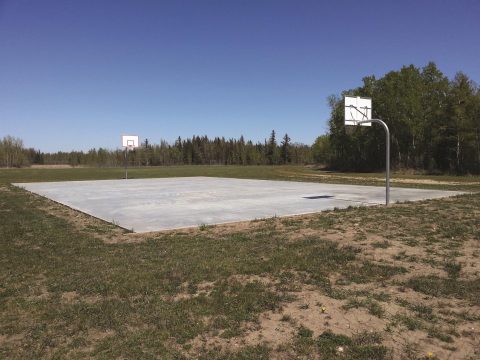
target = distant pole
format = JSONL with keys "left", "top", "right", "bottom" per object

{"left": 124, "top": 147, "right": 128, "bottom": 180}
{"left": 358, "top": 119, "right": 390, "bottom": 205}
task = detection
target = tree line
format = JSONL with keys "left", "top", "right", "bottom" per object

{"left": 314, "top": 62, "right": 480, "bottom": 174}
{"left": 3, "top": 63, "right": 479, "bottom": 173}
{"left": 0, "top": 131, "right": 313, "bottom": 167}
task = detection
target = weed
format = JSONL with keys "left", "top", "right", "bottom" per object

{"left": 392, "top": 313, "right": 423, "bottom": 331}
{"left": 352, "top": 331, "right": 383, "bottom": 346}
{"left": 372, "top": 240, "right": 390, "bottom": 249}
{"left": 342, "top": 298, "right": 385, "bottom": 318}
{"left": 411, "top": 304, "right": 436, "bottom": 321}
{"left": 298, "top": 325, "right": 313, "bottom": 338}
{"left": 444, "top": 261, "right": 462, "bottom": 278}
{"left": 220, "top": 328, "right": 242, "bottom": 339}
{"left": 427, "top": 327, "right": 454, "bottom": 343}
{"left": 402, "top": 342, "right": 420, "bottom": 360}
{"left": 316, "top": 331, "right": 352, "bottom": 357}
{"left": 372, "top": 292, "right": 391, "bottom": 302}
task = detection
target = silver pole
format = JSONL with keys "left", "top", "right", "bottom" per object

{"left": 357, "top": 119, "right": 390, "bottom": 206}
{"left": 386, "top": 124, "right": 390, "bottom": 205}
{"left": 124, "top": 147, "right": 128, "bottom": 180}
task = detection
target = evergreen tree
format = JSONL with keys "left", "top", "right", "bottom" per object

{"left": 266, "top": 130, "right": 277, "bottom": 165}
{"left": 280, "top": 133, "right": 291, "bottom": 164}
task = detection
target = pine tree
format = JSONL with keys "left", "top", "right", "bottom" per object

{"left": 281, "top": 133, "right": 291, "bottom": 164}
{"left": 266, "top": 130, "right": 277, "bottom": 165}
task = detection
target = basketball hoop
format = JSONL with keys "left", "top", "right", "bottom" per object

{"left": 344, "top": 96, "right": 372, "bottom": 126}
{"left": 121, "top": 135, "right": 139, "bottom": 180}
{"left": 344, "top": 96, "right": 390, "bottom": 205}
{"left": 122, "top": 135, "right": 139, "bottom": 148}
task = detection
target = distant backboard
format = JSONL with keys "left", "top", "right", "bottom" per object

{"left": 122, "top": 135, "right": 139, "bottom": 148}
{"left": 345, "top": 96, "right": 372, "bottom": 126}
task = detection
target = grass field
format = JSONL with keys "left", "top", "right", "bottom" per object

{"left": 1, "top": 166, "right": 479, "bottom": 359}
{"left": 2, "top": 165, "right": 480, "bottom": 191}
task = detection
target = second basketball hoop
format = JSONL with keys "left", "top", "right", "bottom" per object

{"left": 122, "top": 135, "right": 139, "bottom": 180}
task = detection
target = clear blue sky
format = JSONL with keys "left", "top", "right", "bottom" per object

{"left": 1, "top": 0, "right": 479, "bottom": 152}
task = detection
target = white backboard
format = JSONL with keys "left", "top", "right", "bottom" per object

{"left": 345, "top": 96, "right": 372, "bottom": 126}
{"left": 122, "top": 135, "right": 139, "bottom": 148}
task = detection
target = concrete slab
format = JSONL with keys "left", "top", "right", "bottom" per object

{"left": 14, "top": 177, "right": 462, "bottom": 233}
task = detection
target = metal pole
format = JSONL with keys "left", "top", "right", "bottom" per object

{"left": 385, "top": 125, "right": 390, "bottom": 205}
{"left": 124, "top": 147, "right": 128, "bottom": 180}
{"left": 357, "top": 119, "right": 390, "bottom": 206}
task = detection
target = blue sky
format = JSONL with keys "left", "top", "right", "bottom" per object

{"left": 1, "top": 0, "right": 479, "bottom": 152}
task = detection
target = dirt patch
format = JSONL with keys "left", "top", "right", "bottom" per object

{"left": 280, "top": 290, "right": 387, "bottom": 337}
{"left": 60, "top": 291, "right": 102, "bottom": 304}
{"left": 86, "top": 329, "right": 116, "bottom": 341}
{"left": 61, "top": 291, "right": 78, "bottom": 302}
{"left": 187, "top": 280, "right": 479, "bottom": 359}
{"left": 228, "top": 274, "right": 276, "bottom": 286}
{"left": 0, "top": 333, "right": 24, "bottom": 347}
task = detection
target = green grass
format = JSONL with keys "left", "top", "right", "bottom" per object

{"left": 344, "top": 261, "right": 407, "bottom": 284}
{"left": 0, "top": 182, "right": 366, "bottom": 358}
{"left": 406, "top": 276, "right": 480, "bottom": 305}
{"left": 390, "top": 313, "right": 454, "bottom": 344}
{"left": 1, "top": 165, "right": 479, "bottom": 358}
{"left": 2, "top": 165, "right": 479, "bottom": 191}
{"left": 0, "top": 165, "right": 312, "bottom": 184}
{"left": 293, "top": 330, "right": 389, "bottom": 359}
{"left": 342, "top": 297, "right": 385, "bottom": 318}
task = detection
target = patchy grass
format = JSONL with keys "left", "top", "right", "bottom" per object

{"left": 344, "top": 261, "right": 407, "bottom": 284}
{"left": 0, "top": 167, "right": 479, "bottom": 358}
{"left": 406, "top": 276, "right": 480, "bottom": 305}
{"left": 342, "top": 297, "right": 385, "bottom": 318}
{"left": 292, "top": 330, "right": 389, "bottom": 359}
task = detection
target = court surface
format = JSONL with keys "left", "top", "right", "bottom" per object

{"left": 15, "top": 177, "right": 462, "bottom": 233}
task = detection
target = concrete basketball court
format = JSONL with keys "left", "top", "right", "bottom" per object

{"left": 15, "top": 177, "right": 462, "bottom": 233}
